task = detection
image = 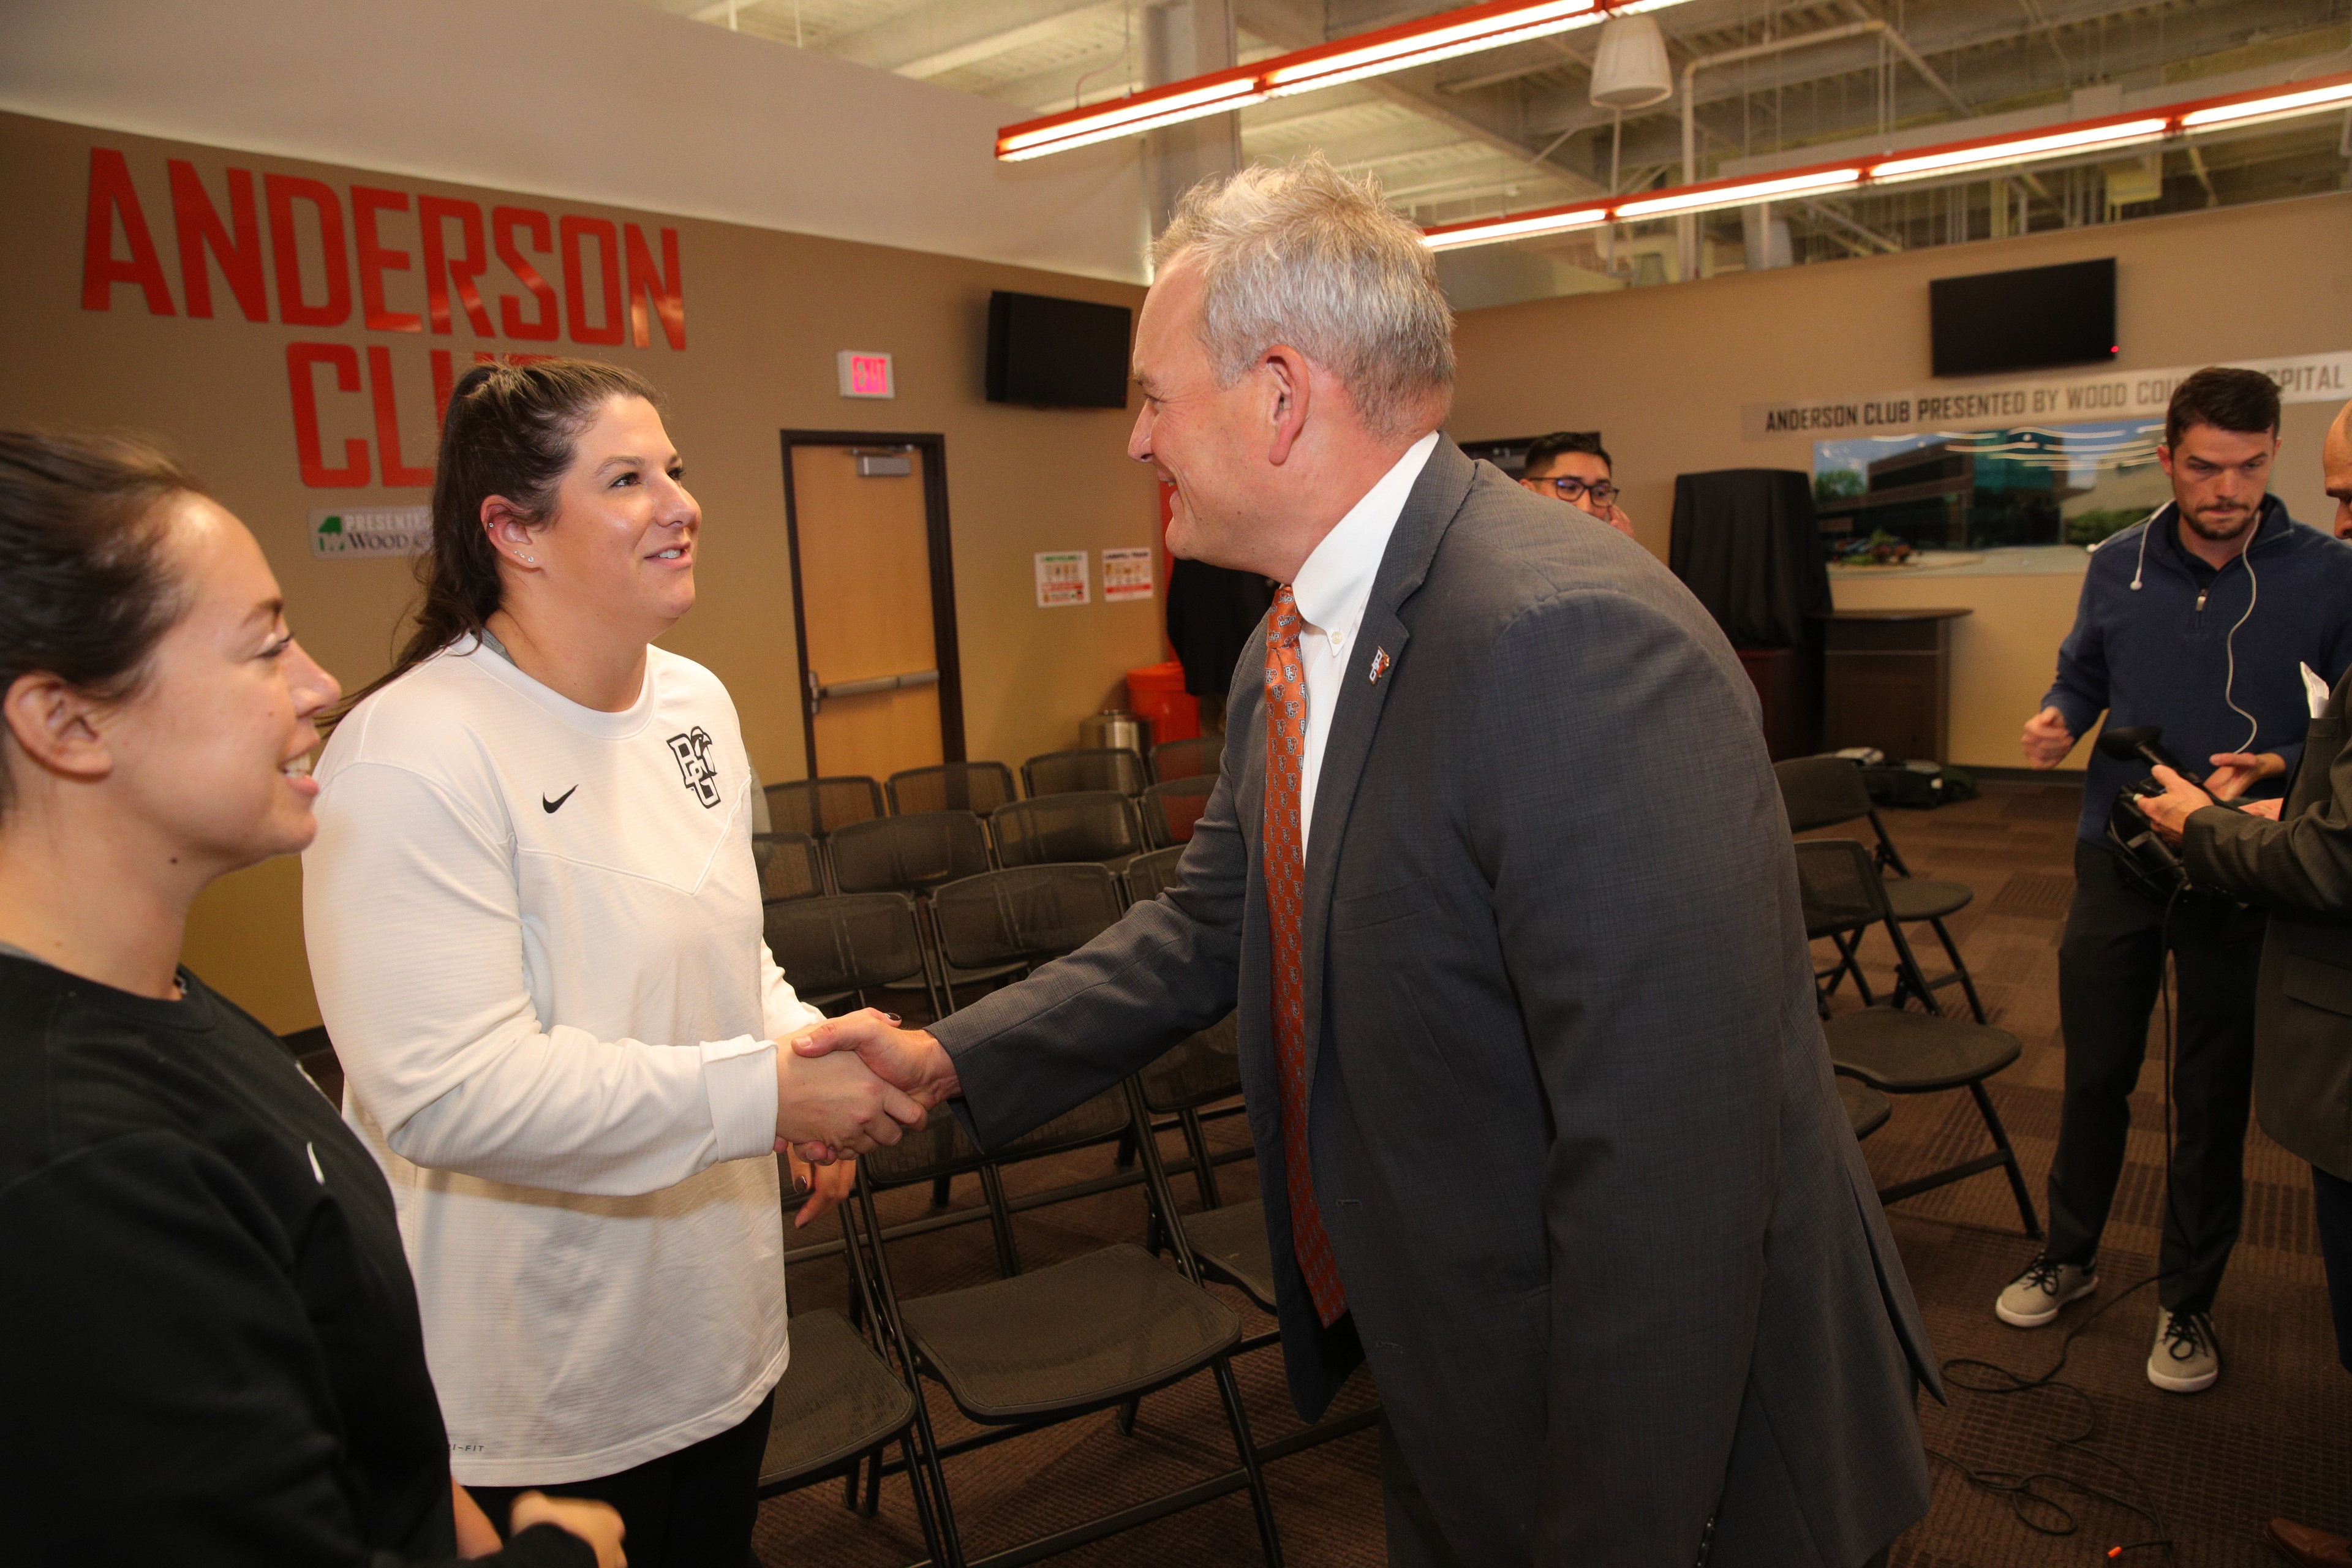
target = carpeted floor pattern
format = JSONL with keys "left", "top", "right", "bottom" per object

{"left": 753, "top": 780, "right": 2349, "bottom": 1567}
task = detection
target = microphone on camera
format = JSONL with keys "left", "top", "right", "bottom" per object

{"left": 2096, "top": 725, "right": 2190, "bottom": 780}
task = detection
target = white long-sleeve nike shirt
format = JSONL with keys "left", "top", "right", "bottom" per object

{"left": 303, "top": 637, "right": 818, "bottom": 1485}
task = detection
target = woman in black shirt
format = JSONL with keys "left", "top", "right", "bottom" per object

{"left": 0, "top": 431, "right": 624, "bottom": 1567}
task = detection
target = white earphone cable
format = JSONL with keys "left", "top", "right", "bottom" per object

{"left": 2223, "top": 529, "right": 2262, "bottom": 754}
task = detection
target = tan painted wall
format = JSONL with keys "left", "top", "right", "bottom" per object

{"left": 1822, "top": 570, "right": 2094, "bottom": 766}
{"left": 1447, "top": 192, "right": 2352, "bottom": 768}
{"left": 0, "top": 109, "right": 1163, "bottom": 1031}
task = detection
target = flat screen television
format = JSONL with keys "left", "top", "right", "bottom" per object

{"left": 986, "top": 291, "right": 1131, "bottom": 409}
{"left": 1928, "top": 257, "right": 2116, "bottom": 379}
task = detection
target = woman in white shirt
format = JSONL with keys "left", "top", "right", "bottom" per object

{"left": 304, "top": 360, "right": 918, "bottom": 1566}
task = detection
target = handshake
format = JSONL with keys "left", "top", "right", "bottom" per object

{"left": 772, "top": 1008, "right": 967, "bottom": 1164}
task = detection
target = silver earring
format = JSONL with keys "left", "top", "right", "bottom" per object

{"left": 520, "top": 554, "right": 536, "bottom": 564}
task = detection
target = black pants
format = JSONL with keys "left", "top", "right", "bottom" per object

{"left": 469, "top": 1390, "right": 774, "bottom": 1568}
{"left": 2047, "top": 840, "right": 2263, "bottom": 1315}
{"left": 2315, "top": 1164, "right": 2352, "bottom": 1373}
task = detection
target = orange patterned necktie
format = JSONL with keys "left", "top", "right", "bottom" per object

{"left": 1263, "top": 586, "right": 1347, "bottom": 1327}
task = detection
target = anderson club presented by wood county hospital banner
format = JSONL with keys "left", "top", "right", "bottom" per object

{"left": 1741, "top": 350, "right": 2352, "bottom": 442}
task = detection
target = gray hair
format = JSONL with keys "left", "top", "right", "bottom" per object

{"left": 1153, "top": 153, "right": 1453, "bottom": 442}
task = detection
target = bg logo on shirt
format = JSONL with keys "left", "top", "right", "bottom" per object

{"left": 666, "top": 728, "right": 723, "bottom": 809}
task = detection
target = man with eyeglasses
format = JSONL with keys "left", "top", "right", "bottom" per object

{"left": 1517, "top": 430, "right": 1633, "bottom": 537}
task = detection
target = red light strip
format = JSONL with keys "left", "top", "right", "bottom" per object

{"left": 1419, "top": 69, "right": 2352, "bottom": 251}
{"left": 996, "top": 0, "right": 1686, "bottom": 162}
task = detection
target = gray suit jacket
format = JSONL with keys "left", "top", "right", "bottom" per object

{"left": 2185, "top": 668, "right": 2352, "bottom": 1179}
{"left": 932, "top": 439, "right": 1936, "bottom": 1567}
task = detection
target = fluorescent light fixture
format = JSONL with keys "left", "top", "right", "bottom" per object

{"left": 1423, "top": 206, "right": 1610, "bottom": 249}
{"left": 998, "top": 76, "right": 1265, "bottom": 160}
{"left": 997, "top": 0, "right": 1695, "bottom": 161}
{"left": 1615, "top": 166, "right": 1863, "bottom": 218}
{"left": 1867, "top": 117, "right": 2168, "bottom": 184}
{"left": 2180, "top": 77, "right": 2352, "bottom": 129}
{"left": 1420, "top": 69, "right": 2352, "bottom": 254}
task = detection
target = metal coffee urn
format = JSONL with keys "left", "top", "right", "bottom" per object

{"left": 1080, "top": 709, "right": 1151, "bottom": 756}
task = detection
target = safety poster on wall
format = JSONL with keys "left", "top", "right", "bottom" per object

{"left": 1101, "top": 547, "right": 1155, "bottom": 602}
{"left": 1035, "top": 551, "right": 1090, "bottom": 608}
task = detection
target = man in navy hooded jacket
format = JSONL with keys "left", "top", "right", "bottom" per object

{"left": 2006, "top": 367, "right": 2352, "bottom": 1395}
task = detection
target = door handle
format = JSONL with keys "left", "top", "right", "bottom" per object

{"left": 805, "top": 668, "right": 938, "bottom": 715}
{"left": 815, "top": 669, "right": 940, "bottom": 701}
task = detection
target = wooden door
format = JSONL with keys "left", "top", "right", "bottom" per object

{"left": 786, "top": 442, "right": 959, "bottom": 780}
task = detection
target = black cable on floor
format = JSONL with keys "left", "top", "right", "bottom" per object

{"left": 1923, "top": 885, "right": 2196, "bottom": 1561}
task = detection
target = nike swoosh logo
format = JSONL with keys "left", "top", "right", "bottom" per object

{"left": 542, "top": 786, "right": 579, "bottom": 813}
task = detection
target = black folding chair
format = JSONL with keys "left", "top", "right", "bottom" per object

{"left": 1799, "top": 840, "right": 2040, "bottom": 1237}
{"left": 827, "top": 810, "right": 1012, "bottom": 1025}
{"left": 1123, "top": 1061, "right": 1383, "bottom": 1471}
{"left": 758, "top": 1162, "right": 949, "bottom": 1564}
{"left": 1022, "top": 747, "right": 1148, "bottom": 799}
{"left": 1776, "top": 756, "right": 1987, "bottom": 1020}
{"left": 1139, "top": 776, "right": 1216, "bottom": 849}
{"left": 886, "top": 761, "right": 1019, "bottom": 818}
{"left": 1124, "top": 845, "right": 1188, "bottom": 902}
{"left": 761, "top": 891, "right": 941, "bottom": 1019}
{"left": 858, "top": 864, "right": 1147, "bottom": 1267}
{"left": 829, "top": 812, "right": 993, "bottom": 900}
{"left": 766, "top": 775, "right": 887, "bottom": 849}
{"left": 753, "top": 831, "right": 826, "bottom": 903}
{"left": 1839, "top": 1077, "right": 1893, "bottom": 1142}
{"left": 1150, "top": 736, "right": 1223, "bottom": 784}
{"left": 990, "top": 792, "right": 1143, "bottom": 871}
{"left": 843, "top": 1058, "right": 1287, "bottom": 1568}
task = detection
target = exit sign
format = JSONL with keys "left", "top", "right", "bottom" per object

{"left": 837, "top": 350, "right": 894, "bottom": 399}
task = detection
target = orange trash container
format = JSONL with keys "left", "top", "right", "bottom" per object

{"left": 1125, "top": 661, "right": 1199, "bottom": 745}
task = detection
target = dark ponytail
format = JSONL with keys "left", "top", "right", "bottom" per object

{"left": 0, "top": 430, "right": 203, "bottom": 815}
{"left": 342, "top": 357, "right": 659, "bottom": 715}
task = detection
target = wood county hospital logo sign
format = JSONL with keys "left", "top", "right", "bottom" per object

{"left": 309, "top": 506, "right": 431, "bottom": 558}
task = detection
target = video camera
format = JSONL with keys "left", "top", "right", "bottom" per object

{"left": 2100, "top": 725, "right": 2244, "bottom": 903}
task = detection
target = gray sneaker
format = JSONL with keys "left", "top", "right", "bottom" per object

{"left": 1994, "top": 1256, "right": 2098, "bottom": 1327}
{"left": 2147, "top": 1308, "right": 2219, "bottom": 1393}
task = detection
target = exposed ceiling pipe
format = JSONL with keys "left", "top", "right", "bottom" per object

{"left": 2185, "top": 141, "right": 2220, "bottom": 206}
{"left": 1680, "top": 18, "right": 1967, "bottom": 194}
{"left": 1676, "top": 17, "right": 1966, "bottom": 276}
{"left": 1436, "top": 34, "right": 1592, "bottom": 95}
{"left": 1796, "top": 197, "right": 1903, "bottom": 253}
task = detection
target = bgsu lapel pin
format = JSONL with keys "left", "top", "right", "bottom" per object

{"left": 1368, "top": 647, "right": 1392, "bottom": 684}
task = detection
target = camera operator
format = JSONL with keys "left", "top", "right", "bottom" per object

{"left": 2005, "top": 368, "right": 2352, "bottom": 1396}
{"left": 2138, "top": 398, "right": 2352, "bottom": 1566}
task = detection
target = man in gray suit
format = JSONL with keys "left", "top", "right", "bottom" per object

{"left": 797, "top": 154, "right": 1934, "bottom": 1567}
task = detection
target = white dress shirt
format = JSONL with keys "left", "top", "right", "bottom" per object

{"left": 1287, "top": 431, "right": 1439, "bottom": 856}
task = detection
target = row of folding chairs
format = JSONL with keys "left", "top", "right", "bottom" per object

{"left": 753, "top": 853, "right": 1366, "bottom": 1566}
{"left": 766, "top": 739, "right": 1227, "bottom": 842}
{"left": 1774, "top": 757, "right": 2041, "bottom": 1240}
{"left": 753, "top": 786, "right": 1217, "bottom": 906}
{"left": 763, "top": 847, "right": 1254, "bottom": 1226}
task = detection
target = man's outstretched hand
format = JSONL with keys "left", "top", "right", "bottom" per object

{"left": 2204, "top": 750, "right": 2285, "bottom": 801}
{"left": 791, "top": 1010, "right": 962, "bottom": 1166}
{"left": 773, "top": 1041, "right": 927, "bottom": 1161}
